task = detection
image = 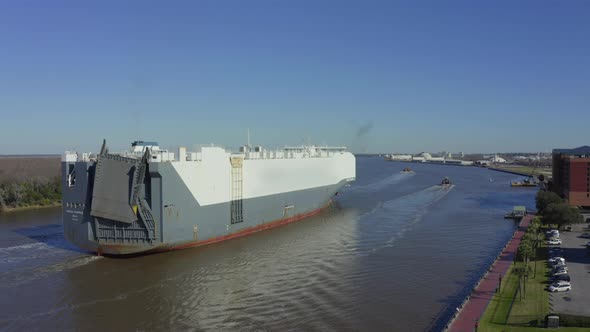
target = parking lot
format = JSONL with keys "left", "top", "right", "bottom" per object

{"left": 549, "top": 223, "right": 590, "bottom": 316}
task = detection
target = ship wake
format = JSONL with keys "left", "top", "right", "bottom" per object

{"left": 0, "top": 254, "right": 101, "bottom": 289}
{"left": 356, "top": 185, "right": 455, "bottom": 256}
{"left": 349, "top": 172, "right": 415, "bottom": 193}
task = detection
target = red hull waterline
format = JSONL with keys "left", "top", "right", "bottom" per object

{"left": 97, "top": 201, "right": 333, "bottom": 256}
{"left": 171, "top": 202, "right": 332, "bottom": 251}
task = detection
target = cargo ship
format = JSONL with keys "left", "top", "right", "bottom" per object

{"left": 62, "top": 140, "right": 356, "bottom": 255}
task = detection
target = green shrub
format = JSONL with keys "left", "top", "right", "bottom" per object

{"left": 0, "top": 176, "right": 61, "bottom": 209}
{"left": 536, "top": 191, "right": 562, "bottom": 213}
{"left": 543, "top": 202, "right": 584, "bottom": 228}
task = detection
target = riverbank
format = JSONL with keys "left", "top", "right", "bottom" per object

{"left": 0, "top": 155, "right": 62, "bottom": 214}
{"left": 477, "top": 245, "right": 549, "bottom": 331}
{"left": 488, "top": 166, "right": 552, "bottom": 178}
{"left": 384, "top": 159, "right": 552, "bottom": 178}
{"left": 0, "top": 178, "right": 61, "bottom": 214}
{"left": 445, "top": 215, "right": 533, "bottom": 332}
{"left": 448, "top": 215, "right": 589, "bottom": 331}
{"left": 0, "top": 202, "right": 61, "bottom": 214}
{"left": 478, "top": 258, "right": 586, "bottom": 331}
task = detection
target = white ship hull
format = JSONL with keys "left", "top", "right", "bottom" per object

{"left": 62, "top": 142, "right": 356, "bottom": 255}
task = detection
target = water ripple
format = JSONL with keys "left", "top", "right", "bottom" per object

{"left": 0, "top": 160, "right": 536, "bottom": 332}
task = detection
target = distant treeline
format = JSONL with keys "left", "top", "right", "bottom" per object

{"left": 0, "top": 177, "right": 61, "bottom": 211}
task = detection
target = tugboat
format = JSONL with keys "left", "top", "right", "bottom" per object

{"left": 401, "top": 167, "right": 413, "bottom": 173}
{"left": 439, "top": 177, "right": 452, "bottom": 186}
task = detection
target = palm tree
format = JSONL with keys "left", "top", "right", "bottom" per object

{"left": 529, "top": 247, "right": 538, "bottom": 279}
{"left": 513, "top": 266, "right": 528, "bottom": 300}
{"left": 517, "top": 241, "right": 533, "bottom": 298}
{"left": 532, "top": 231, "right": 544, "bottom": 278}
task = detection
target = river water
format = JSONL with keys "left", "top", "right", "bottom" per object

{"left": 0, "top": 158, "right": 535, "bottom": 331}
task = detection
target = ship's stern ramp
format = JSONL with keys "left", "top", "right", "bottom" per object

{"left": 90, "top": 144, "right": 159, "bottom": 251}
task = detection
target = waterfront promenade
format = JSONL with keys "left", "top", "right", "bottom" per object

{"left": 446, "top": 214, "right": 533, "bottom": 332}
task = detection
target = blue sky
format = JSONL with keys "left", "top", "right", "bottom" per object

{"left": 0, "top": 1, "right": 588, "bottom": 154}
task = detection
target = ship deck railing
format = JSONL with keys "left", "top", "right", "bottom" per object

{"left": 67, "top": 146, "right": 349, "bottom": 163}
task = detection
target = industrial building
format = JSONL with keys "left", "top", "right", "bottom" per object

{"left": 552, "top": 146, "right": 590, "bottom": 207}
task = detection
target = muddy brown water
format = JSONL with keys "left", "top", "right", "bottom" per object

{"left": 0, "top": 158, "right": 535, "bottom": 331}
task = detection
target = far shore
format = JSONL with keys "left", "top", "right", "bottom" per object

{"left": 0, "top": 202, "right": 61, "bottom": 214}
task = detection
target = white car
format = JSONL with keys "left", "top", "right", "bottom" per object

{"left": 551, "top": 265, "right": 568, "bottom": 272}
{"left": 547, "top": 239, "right": 562, "bottom": 245}
{"left": 550, "top": 259, "right": 566, "bottom": 266}
{"left": 552, "top": 269, "right": 568, "bottom": 276}
{"left": 548, "top": 281, "right": 571, "bottom": 292}
{"left": 548, "top": 257, "right": 565, "bottom": 263}
{"left": 549, "top": 260, "right": 566, "bottom": 267}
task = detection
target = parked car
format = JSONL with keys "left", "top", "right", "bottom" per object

{"left": 551, "top": 274, "right": 571, "bottom": 282}
{"left": 548, "top": 257, "right": 565, "bottom": 264}
{"left": 564, "top": 225, "right": 573, "bottom": 231}
{"left": 550, "top": 264, "right": 567, "bottom": 271}
{"left": 547, "top": 239, "right": 562, "bottom": 245}
{"left": 548, "top": 281, "right": 571, "bottom": 292}
{"left": 550, "top": 259, "right": 567, "bottom": 266}
{"left": 551, "top": 263, "right": 567, "bottom": 269}
{"left": 551, "top": 265, "right": 568, "bottom": 272}
{"left": 580, "top": 233, "right": 590, "bottom": 239}
{"left": 551, "top": 269, "right": 568, "bottom": 276}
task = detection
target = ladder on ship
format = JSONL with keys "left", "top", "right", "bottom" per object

{"left": 132, "top": 150, "right": 157, "bottom": 240}
{"left": 230, "top": 157, "right": 244, "bottom": 224}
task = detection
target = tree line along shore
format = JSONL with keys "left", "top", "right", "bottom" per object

{"left": 0, "top": 156, "right": 61, "bottom": 213}
{"left": 0, "top": 177, "right": 62, "bottom": 212}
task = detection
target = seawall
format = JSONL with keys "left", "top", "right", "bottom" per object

{"left": 443, "top": 214, "right": 533, "bottom": 332}
{"left": 487, "top": 167, "right": 534, "bottom": 177}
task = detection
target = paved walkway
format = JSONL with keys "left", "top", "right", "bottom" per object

{"left": 446, "top": 214, "right": 533, "bottom": 332}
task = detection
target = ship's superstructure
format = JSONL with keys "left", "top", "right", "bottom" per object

{"left": 62, "top": 140, "right": 356, "bottom": 255}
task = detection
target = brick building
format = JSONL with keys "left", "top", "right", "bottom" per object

{"left": 552, "top": 146, "right": 590, "bottom": 207}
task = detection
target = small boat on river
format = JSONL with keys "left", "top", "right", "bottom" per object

{"left": 439, "top": 177, "right": 452, "bottom": 186}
